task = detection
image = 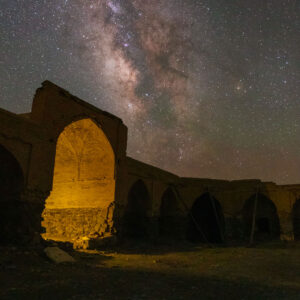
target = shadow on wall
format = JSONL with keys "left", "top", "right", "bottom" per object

{"left": 242, "top": 193, "right": 280, "bottom": 241}
{"left": 293, "top": 199, "right": 300, "bottom": 240}
{"left": 186, "top": 193, "right": 225, "bottom": 244}
{"left": 0, "top": 144, "right": 24, "bottom": 244}
{"left": 122, "top": 180, "right": 151, "bottom": 239}
{"left": 159, "top": 187, "right": 184, "bottom": 239}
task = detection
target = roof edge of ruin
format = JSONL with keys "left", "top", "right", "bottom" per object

{"left": 40, "top": 80, "right": 124, "bottom": 123}
{"left": 126, "top": 156, "right": 180, "bottom": 179}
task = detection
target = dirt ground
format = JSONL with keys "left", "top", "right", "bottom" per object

{"left": 0, "top": 240, "right": 300, "bottom": 300}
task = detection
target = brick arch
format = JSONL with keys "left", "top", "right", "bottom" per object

{"left": 42, "top": 118, "right": 116, "bottom": 241}
{"left": 242, "top": 193, "right": 280, "bottom": 241}
{"left": 0, "top": 143, "right": 24, "bottom": 243}
{"left": 292, "top": 199, "right": 300, "bottom": 240}
{"left": 159, "top": 187, "right": 182, "bottom": 237}
{"left": 186, "top": 192, "right": 225, "bottom": 243}
{"left": 122, "top": 179, "right": 152, "bottom": 239}
{"left": 51, "top": 115, "right": 117, "bottom": 157}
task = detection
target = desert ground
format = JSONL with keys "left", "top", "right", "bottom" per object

{"left": 1, "top": 240, "right": 300, "bottom": 300}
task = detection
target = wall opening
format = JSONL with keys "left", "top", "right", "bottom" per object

{"left": 293, "top": 199, "right": 300, "bottom": 240}
{"left": 42, "top": 118, "right": 115, "bottom": 242}
{"left": 122, "top": 180, "right": 151, "bottom": 239}
{"left": 186, "top": 193, "right": 225, "bottom": 243}
{"left": 159, "top": 188, "right": 182, "bottom": 238}
{"left": 0, "top": 144, "right": 24, "bottom": 244}
{"left": 242, "top": 193, "right": 280, "bottom": 241}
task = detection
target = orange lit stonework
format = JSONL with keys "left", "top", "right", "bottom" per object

{"left": 42, "top": 118, "right": 115, "bottom": 242}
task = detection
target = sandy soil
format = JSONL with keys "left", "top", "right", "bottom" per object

{"left": 0, "top": 241, "right": 299, "bottom": 300}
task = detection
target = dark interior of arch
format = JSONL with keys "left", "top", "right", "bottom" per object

{"left": 242, "top": 193, "right": 280, "bottom": 241}
{"left": 0, "top": 144, "right": 24, "bottom": 244}
{"left": 159, "top": 188, "right": 181, "bottom": 237}
{"left": 122, "top": 180, "right": 151, "bottom": 239}
{"left": 186, "top": 193, "right": 225, "bottom": 243}
{"left": 293, "top": 199, "right": 300, "bottom": 240}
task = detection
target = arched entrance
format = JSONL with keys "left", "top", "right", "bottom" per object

{"left": 159, "top": 188, "right": 182, "bottom": 238}
{"left": 242, "top": 193, "right": 280, "bottom": 241}
{"left": 292, "top": 199, "right": 300, "bottom": 240}
{"left": 42, "top": 118, "right": 115, "bottom": 242}
{"left": 186, "top": 193, "right": 225, "bottom": 243}
{"left": 122, "top": 180, "right": 151, "bottom": 239}
{"left": 0, "top": 144, "right": 24, "bottom": 243}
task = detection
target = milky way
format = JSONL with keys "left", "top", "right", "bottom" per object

{"left": 1, "top": 0, "right": 299, "bottom": 183}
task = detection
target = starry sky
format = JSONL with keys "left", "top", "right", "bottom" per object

{"left": 1, "top": 0, "right": 300, "bottom": 184}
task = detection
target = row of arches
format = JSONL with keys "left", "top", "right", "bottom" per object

{"left": 122, "top": 179, "right": 298, "bottom": 243}
{"left": 122, "top": 182, "right": 184, "bottom": 239}
{"left": 0, "top": 117, "right": 300, "bottom": 243}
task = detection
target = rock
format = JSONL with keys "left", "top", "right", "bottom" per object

{"left": 73, "top": 234, "right": 117, "bottom": 250}
{"left": 44, "top": 247, "right": 75, "bottom": 263}
{"left": 73, "top": 236, "right": 90, "bottom": 250}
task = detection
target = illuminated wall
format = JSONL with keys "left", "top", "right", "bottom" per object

{"left": 42, "top": 118, "right": 115, "bottom": 240}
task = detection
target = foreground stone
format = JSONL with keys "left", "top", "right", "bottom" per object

{"left": 73, "top": 234, "right": 118, "bottom": 250}
{"left": 44, "top": 246, "right": 75, "bottom": 263}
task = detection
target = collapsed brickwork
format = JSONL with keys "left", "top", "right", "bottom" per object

{"left": 0, "top": 81, "right": 299, "bottom": 246}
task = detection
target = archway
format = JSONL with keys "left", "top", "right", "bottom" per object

{"left": 159, "top": 188, "right": 182, "bottom": 238}
{"left": 0, "top": 144, "right": 24, "bottom": 243}
{"left": 122, "top": 180, "right": 151, "bottom": 239}
{"left": 186, "top": 193, "right": 225, "bottom": 243}
{"left": 242, "top": 193, "right": 280, "bottom": 241}
{"left": 292, "top": 199, "right": 300, "bottom": 240}
{"left": 42, "top": 118, "right": 115, "bottom": 242}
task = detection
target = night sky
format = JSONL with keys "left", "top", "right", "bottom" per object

{"left": 1, "top": 0, "right": 299, "bottom": 184}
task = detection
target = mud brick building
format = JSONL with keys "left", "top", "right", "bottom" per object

{"left": 1, "top": 81, "right": 299, "bottom": 245}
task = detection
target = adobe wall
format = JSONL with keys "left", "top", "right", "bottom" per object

{"left": 0, "top": 107, "right": 52, "bottom": 243}
{"left": 122, "top": 157, "right": 300, "bottom": 241}
{"left": 34, "top": 82, "right": 128, "bottom": 242}
{"left": 116, "top": 157, "right": 183, "bottom": 238}
{"left": 0, "top": 81, "right": 299, "bottom": 245}
{"left": 175, "top": 179, "right": 298, "bottom": 241}
{"left": 0, "top": 81, "right": 128, "bottom": 243}
{"left": 42, "top": 205, "right": 115, "bottom": 241}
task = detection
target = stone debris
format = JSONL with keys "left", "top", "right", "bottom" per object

{"left": 73, "top": 233, "right": 117, "bottom": 250}
{"left": 44, "top": 246, "right": 75, "bottom": 263}
{"left": 73, "top": 236, "right": 90, "bottom": 250}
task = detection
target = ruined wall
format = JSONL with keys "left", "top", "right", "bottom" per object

{"left": 30, "top": 82, "right": 127, "bottom": 242}
{"left": 42, "top": 205, "right": 114, "bottom": 241}
{"left": 119, "top": 157, "right": 186, "bottom": 240}
{"left": 0, "top": 108, "right": 52, "bottom": 243}
{"left": 43, "top": 118, "right": 116, "bottom": 241}
{"left": 0, "top": 81, "right": 128, "bottom": 244}
{"left": 1, "top": 81, "right": 299, "bottom": 245}
{"left": 176, "top": 179, "right": 299, "bottom": 242}
{"left": 120, "top": 160, "right": 300, "bottom": 243}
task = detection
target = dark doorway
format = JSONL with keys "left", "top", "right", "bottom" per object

{"left": 122, "top": 180, "right": 151, "bottom": 239}
{"left": 256, "top": 217, "right": 270, "bottom": 234}
{"left": 159, "top": 188, "right": 182, "bottom": 238}
{"left": 186, "top": 193, "right": 225, "bottom": 243}
{"left": 293, "top": 199, "right": 300, "bottom": 240}
{"left": 242, "top": 193, "right": 280, "bottom": 241}
{"left": 0, "top": 144, "right": 24, "bottom": 244}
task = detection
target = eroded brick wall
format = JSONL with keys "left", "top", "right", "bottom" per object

{"left": 42, "top": 204, "right": 114, "bottom": 241}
